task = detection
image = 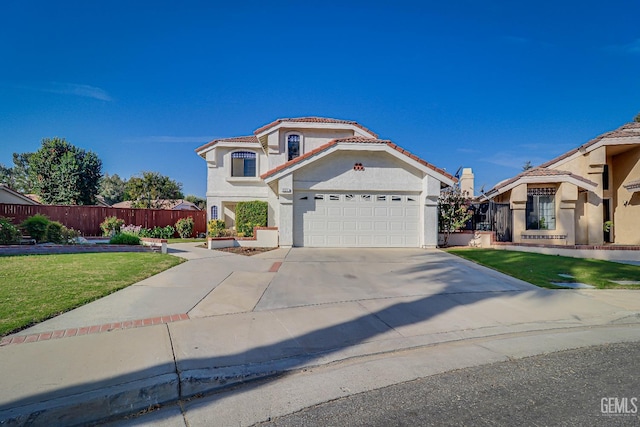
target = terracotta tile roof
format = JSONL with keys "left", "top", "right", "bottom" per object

{"left": 260, "top": 136, "right": 455, "bottom": 182}
{"left": 112, "top": 199, "right": 201, "bottom": 210}
{"left": 253, "top": 117, "right": 379, "bottom": 138}
{"left": 487, "top": 167, "right": 597, "bottom": 195}
{"left": 540, "top": 122, "right": 640, "bottom": 168}
{"left": 195, "top": 135, "right": 259, "bottom": 153}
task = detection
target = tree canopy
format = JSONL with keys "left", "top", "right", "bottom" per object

{"left": 125, "top": 171, "right": 184, "bottom": 208}
{"left": 28, "top": 138, "right": 102, "bottom": 205}
{"left": 99, "top": 173, "right": 127, "bottom": 205}
{"left": 438, "top": 186, "right": 473, "bottom": 247}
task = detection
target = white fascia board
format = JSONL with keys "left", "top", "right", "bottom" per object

{"left": 264, "top": 143, "right": 455, "bottom": 186}
{"left": 488, "top": 175, "right": 596, "bottom": 198}
{"left": 255, "top": 122, "right": 377, "bottom": 140}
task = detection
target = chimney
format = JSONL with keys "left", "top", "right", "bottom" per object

{"left": 460, "top": 168, "right": 474, "bottom": 197}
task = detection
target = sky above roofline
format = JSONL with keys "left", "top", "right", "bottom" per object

{"left": 1, "top": 1, "right": 639, "bottom": 197}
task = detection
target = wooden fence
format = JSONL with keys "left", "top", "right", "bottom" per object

{"left": 0, "top": 203, "right": 207, "bottom": 237}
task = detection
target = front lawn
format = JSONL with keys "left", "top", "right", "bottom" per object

{"left": 446, "top": 249, "right": 640, "bottom": 289}
{"left": 0, "top": 253, "right": 184, "bottom": 336}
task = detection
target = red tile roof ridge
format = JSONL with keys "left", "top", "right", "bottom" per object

{"left": 254, "top": 117, "right": 379, "bottom": 138}
{"left": 540, "top": 122, "right": 640, "bottom": 168}
{"left": 261, "top": 137, "right": 455, "bottom": 182}
{"left": 195, "top": 135, "right": 259, "bottom": 153}
{"left": 488, "top": 167, "right": 597, "bottom": 194}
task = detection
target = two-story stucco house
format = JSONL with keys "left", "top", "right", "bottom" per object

{"left": 196, "top": 117, "right": 455, "bottom": 248}
{"left": 485, "top": 122, "right": 640, "bottom": 246}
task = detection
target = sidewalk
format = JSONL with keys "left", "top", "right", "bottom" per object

{"left": 1, "top": 244, "right": 639, "bottom": 426}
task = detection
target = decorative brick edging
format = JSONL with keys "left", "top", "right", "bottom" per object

{"left": 0, "top": 244, "right": 152, "bottom": 256}
{"left": 269, "top": 261, "right": 282, "bottom": 272}
{"left": 0, "top": 313, "right": 190, "bottom": 347}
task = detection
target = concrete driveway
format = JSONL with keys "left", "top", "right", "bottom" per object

{"left": 3, "top": 245, "right": 640, "bottom": 426}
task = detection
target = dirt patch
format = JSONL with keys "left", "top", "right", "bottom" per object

{"left": 214, "top": 247, "right": 277, "bottom": 256}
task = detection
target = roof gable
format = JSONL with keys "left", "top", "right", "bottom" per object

{"left": 261, "top": 136, "right": 456, "bottom": 185}
{"left": 254, "top": 117, "right": 379, "bottom": 138}
{"left": 486, "top": 167, "right": 597, "bottom": 197}
{"left": 195, "top": 135, "right": 259, "bottom": 157}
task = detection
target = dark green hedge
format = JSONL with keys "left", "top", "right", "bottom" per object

{"left": 236, "top": 200, "right": 268, "bottom": 237}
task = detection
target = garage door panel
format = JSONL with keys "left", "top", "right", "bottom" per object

{"left": 294, "top": 192, "right": 420, "bottom": 248}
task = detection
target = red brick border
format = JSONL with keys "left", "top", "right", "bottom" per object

{"left": 0, "top": 313, "right": 190, "bottom": 347}
{"left": 269, "top": 261, "right": 282, "bottom": 272}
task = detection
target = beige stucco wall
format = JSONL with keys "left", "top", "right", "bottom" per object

{"left": 612, "top": 146, "right": 640, "bottom": 244}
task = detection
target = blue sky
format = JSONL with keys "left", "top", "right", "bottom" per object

{"left": 1, "top": 1, "right": 639, "bottom": 197}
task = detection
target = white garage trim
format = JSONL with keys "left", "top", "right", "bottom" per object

{"left": 293, "top": 192, "right": 420, "bottom": 247}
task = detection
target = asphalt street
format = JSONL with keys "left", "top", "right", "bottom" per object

{"left": 257, "top": 341, "right": 640, "bottom": 427}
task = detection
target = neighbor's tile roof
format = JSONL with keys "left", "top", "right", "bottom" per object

{"left": 253, "top": 117, "right": 379, "bottom": 138}
{"left": 195, "top": 135, "right": 259, "bottom": 153}
{"left": 487, "top": 167, "right": 597, "bottom": 195}
{"left": 260, "top": 136, "right": 455, "bottom": 181}
{"left": 540, "top": 122, "right": 640, "bottom": 168}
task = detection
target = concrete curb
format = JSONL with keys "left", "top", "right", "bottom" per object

{"left": 2, "top": 323, "right": 639, "bottom": 426}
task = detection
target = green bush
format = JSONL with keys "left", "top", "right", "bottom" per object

{"left": 100, "top": 216, "right": 124, "bottom": 237}
{"left": 207, "top": 219, "right": 227, "bottom": 237}
{"left": 109, "top": 232, "right": 141, "bottom": 245}
{"left": 20, "top": 214, "right": 51, "bottom": 243}
{"left": 236, "top": 201, "right": 267, "bottom": 238}
{"left": 175, "top": 217, "right": 195, "bottom": 239}
{"left": 45, "top": 221, "right": 64, "bottom": 244}
{"left": 61, "top": 225, "right": 80, "bottom": 244}
{"left": 139, "top": 225, "right": 175, "bottom": 239}
{"left": 0, "top": 217, "right": 21, "bottom": 245}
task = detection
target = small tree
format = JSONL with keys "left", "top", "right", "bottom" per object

{"left": 175, "top": 217, "right": 195, "bottom": 239}
{"left": 235, "top": 200, "right": 268, "bottom": 237}
{"left": 438, "top": 187, "right": 473, "bottom": 247}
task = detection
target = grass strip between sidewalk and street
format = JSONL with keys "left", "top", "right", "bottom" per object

{"left": 0, "top": 252, "right": 184, "bottom": 336}
{"left": 446, "top": 248, "right": 640, "bottom": 290}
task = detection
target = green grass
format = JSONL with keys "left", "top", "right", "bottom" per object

{"left": 166, "top": 238, "right": 207, "bottom": 244}
{"left": 446, "top": 248, "right": 640, "bottom": 290}
{"left": 0, "top": 253, "right": 184, "bottom": 336}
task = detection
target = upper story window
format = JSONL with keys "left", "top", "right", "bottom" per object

{"left": 526, "top": 187, "right": 556, "bottom": 230}
{"left": 287, "top": 134, "right": 300, "bottom": 161}
{"left": 231, "top": 151, "right": 256, "bottom": 177}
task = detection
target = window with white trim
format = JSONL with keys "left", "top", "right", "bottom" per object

{"left": 231, "top": 151, "right": 256, "bottom": 177}
{"left": 211, "top": 205, "right": 218, "bottom": 220}
{"left": 287, "top": 134, "right": 300, "bottom": 161}
{"left": 526, "top": 188, "right": 556, "bottom": 230}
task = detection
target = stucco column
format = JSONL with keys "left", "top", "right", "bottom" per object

{"left": 278, "top": 174, "right": 294, "bottom": 247}
{"left": 558, "top": 182, "right": 577, "bottom": 246}
{"left": 587, "top": 146, "right": 605, "bottom": 245}
{"left": 422, "top": 175, "right": 440, "bottom": 248}
{"left": 509, "top": 183, "right": 527, "bottom": 243}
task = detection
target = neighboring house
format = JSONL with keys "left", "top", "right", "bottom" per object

{"left": 112, "top": 199, "right": 202, "bottom": 211}
{"left": 485, "top": 122, "right": 640, "bottom": 246}
{"left": 0, "top": 185, "right": 40, "bottom": 205}
{"left": 196, "top": 117, "right": 455, "bottom": 248}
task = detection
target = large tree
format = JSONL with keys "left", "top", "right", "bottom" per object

{"left": 125, "top": 171, "right": 183, "bottom": 208}
{"left": 99, "top": 173, "right": 127, "bottom": 205}
{"left": 29, "top": 137, "right": 102, "bottom": 205}
{"left": 0, "top": 153, "right": 35, "bottom": 193}
{"left": 184, "top": 194, "right": 206, "bottom": 210}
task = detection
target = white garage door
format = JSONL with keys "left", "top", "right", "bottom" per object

{"left": 293, "top": 192, "right": 420, "bottom": 247}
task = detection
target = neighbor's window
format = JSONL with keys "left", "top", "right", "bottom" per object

{"left": 526, "top": 187, "right": 556, "bottom": 230}
{"left": 287, "top": 134, "right": 300, "bottom": 161}
{"left": 231, "top": 151, "right": 256, "bottom": 177}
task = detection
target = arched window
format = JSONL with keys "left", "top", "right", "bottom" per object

{"left": 287, "top": 134, "right": 300, "bottom": 161}
{"left": 231, "top": 151, "right": 257, "bottom": 177}
{"left": 211, "top": 205, "right": 218, "bottom": 220}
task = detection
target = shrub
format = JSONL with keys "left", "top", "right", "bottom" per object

{"left": 20, "top": 214, "right": 51, "bottom": 243}
{"left": 236, "top": 201, "right": 267, "bottom": 238}
{"left": 100, "top": 216, "right": 124, "bottom": 237}
{"left": 121, "top": 224, "right": 143, "bottom": 235}
{"left": 45, "top": 221, "right": 64, "bottom": 244}
{"left": 61, "top": 225, "right": 80, "bottom": 244}
{"left": 175, "top": 217, "right": 195, "bottom": 239}
{"left": 109, "top": 232, "right": 141, "bottom": 245}
{"left": 207, "top": 219, "right": 227, "bottom": 237}
{"left": 0, "top": 217, "right": 21, "bottom": 245}
{"left": 139, "top": 225, "right": 175, "bottom": 239}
